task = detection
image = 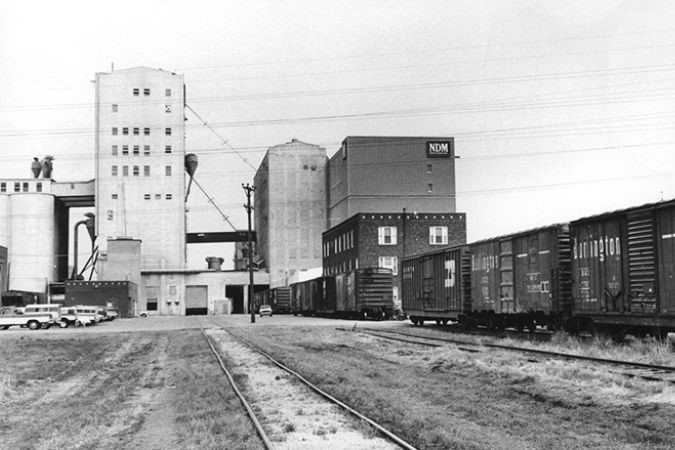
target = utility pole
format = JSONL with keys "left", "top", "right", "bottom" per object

{"left": 243, "top": 183, "right": 256, "bottom": 324}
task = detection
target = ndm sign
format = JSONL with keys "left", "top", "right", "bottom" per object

{"left": 426, "top": 140, "right": 453, "bottom": 158}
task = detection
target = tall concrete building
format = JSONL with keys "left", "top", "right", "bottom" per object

{"left": 254, "top": 139, "right": 327, "bottom": 287}
{"left": 94, "top": 67, "right": 187, "bottom": 271}
{"left": 328, "top": 136, "right": 457, "bottom": 228}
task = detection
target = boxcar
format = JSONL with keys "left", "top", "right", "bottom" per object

{"left": 468, "top": 224, "right": 571, "bottom": 331}
{"left": 401, "top": 245, "right": 470, "bottom": 325}
{"left": 570, "top": 199, "right": 675, "bottom": 336}
{"left": 270, "top": 287, "right": 291, "bottom": 314}
{"left": 334, "top": 268, "right": 394, "bottom": 319}
{"left": 289, "top": 279, "right": 315, "bottom": 316}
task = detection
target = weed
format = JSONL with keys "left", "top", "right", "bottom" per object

{"left": 284, "top": 422, "right": 296, "bottom": 433}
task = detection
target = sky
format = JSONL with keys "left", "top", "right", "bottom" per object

{"left": 1, "top": 0, "right": 674, "bottom": 270}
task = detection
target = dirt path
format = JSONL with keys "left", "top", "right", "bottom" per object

{"left": 207, "top": 328, "right": 399, "bottom": 449}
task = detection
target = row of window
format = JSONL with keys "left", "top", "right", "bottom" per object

{"left": 323, "top": 256, "right": 399, "bottom": 276}
{"left": 111, "top": 127, "right": 172, "bottom": 136}
{"left": 324, "top": 230, "right": 355, "bottom": 256}
{"left": 377, "top": 226, "right": 449, "bottom": 245}
{"left": 112, "top": 104, "right": 172, "bottom": 113}
{"left": 132, "top": 88, "right": 172, "bottom": 97}
{"left": 0, "top": 181, "right": 44, "bottom": 193}
{"left": 110, "top": 193, "right": 172, "bottom": 200}
{"left": 110, "top": 165, "right": 172, "bottom": 176}
{"left": 111, "top": 144, "right": 172, "bottom": 156}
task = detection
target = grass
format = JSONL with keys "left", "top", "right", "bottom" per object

{"left": 0, "top": 331, "right": 263, "bottom": 449}
{"left": 229, "top": 325, "right": 675, "bottom": 450}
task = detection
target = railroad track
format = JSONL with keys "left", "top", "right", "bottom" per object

{"left": 344, "top": 326, "right": 675, "bottom": 384}
{"left": 199, "top": 320, "right": 417, "bottom": 450}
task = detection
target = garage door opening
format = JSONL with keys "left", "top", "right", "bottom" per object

{"left": 227, "top": 285, "right": 245, "bottom": 314}
{"left": 186, "top": 285, "right": 208, "bottom": 315}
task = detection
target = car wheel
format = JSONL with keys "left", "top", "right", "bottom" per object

{"left": 27, "top": 320, "right": 40, "bottom": 330}
{"left": 60, "top": 321, "right": 69, "bottom": 328}
{"left": 140, "top": 313, "right": 147, "bottom": 318}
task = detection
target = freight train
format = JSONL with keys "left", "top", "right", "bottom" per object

{"left": 254, "top": 268, "right": 395, "bottom": 319}
{"left": 402, "top": 199, "right": 675, "bottom": 338}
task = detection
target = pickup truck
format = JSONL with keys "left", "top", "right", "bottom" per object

{"left": 0, "top": 306, "right": 54, "bottom": 330}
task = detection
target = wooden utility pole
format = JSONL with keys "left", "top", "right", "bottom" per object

{"left": 242, "top": 183, "right": 256, "bottom": 323}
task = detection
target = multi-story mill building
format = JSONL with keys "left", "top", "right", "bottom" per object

{"left": 253, "top": 139, "right": 327, "bottom": 287}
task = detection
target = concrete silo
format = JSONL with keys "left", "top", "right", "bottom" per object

{"left": 0, "top": 194, "right": 9, "bottom": 249}
{"left": 8, "top": 193, "right": 56, "bottom": 293}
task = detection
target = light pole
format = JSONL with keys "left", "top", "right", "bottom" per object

{"left": 242, "top": 183, "right": 256, "bottom": 324}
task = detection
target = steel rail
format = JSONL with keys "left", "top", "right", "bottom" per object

{"left": 356, "top": 326, "right": 675, "bottom": 375}
{"left": 199, "top": 325, "right": 275, "bottom": 450}
{"left": 216, "top": 324, "right": 419, "bottom": 450}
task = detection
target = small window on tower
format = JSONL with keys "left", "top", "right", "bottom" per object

{"left": 0, "top": 182, "right": 6, "bottom": 193}
{"left": 166, "top": 193, "right": 173, "bottom": 200}
{"left": 111, "top": 166, "right": 118, "bottom": 176}
{"left": 165, "top": 166, "right": 172, "bottom": 176}
{"left": 165, "top": 145, "right": 172, "bottom": 154}
{"left": 107, "top": 210, "right": 114, "bottom": 220}
{"left": 144, "top": 165, "right": 150, "bottom": 176}
{"left": 165, "top": 88, "right": 172, "bottom": 97}
{"left": 112, "top": 104, "right": 118, "bottom": 113}
{"left": 143, "top": 145, "right": 150, "bottom": 155}
{"left": 133, "top": 146, "right": 139, "bottom": 156}
{"left": 111, "top": 194, "right": 118, "bottom": 199}
{"left": 122, "top": 166, "right": 129, "bottom": 176}
{"left": 36, "top": 182, "right": 42, "bottom": 193}
{"left": 133, "top": 88, "right": 139, "bottom": 96}
{"left": 133, "top": 127, "right": 139, "bottom": 136}
{"left": 122, "top": 127, "right": 129, "bottom": 135}
{"left": 165, "top": 105, "right": 172, "bottom": 113}
{"left": 133, "top": 166, "right": 139, "bottom": 176}
{"left": 165, "top": 128, "right": 172, "bottom": 136}
{"left": 143, "top": 88, "right": 150, "bottom": 96}
{"left": 112, "top": 127, "right": 118, "bottom": 135}
{"left": 122, "top": 146, "right": 129, "bottom": 155}
{"left": 144, "top": 127, "right": 150, "bottom": 136}
{"left": 144, "top": 194, "right": 151, "bottom": 200}
{"left": 112, "top": 145, "right": 118, "bottom": 156}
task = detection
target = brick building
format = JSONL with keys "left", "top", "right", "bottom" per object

{"left": 322, "top": 212, "right": 466, "bottom": 311}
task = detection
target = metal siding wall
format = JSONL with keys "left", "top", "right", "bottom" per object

{"left": 657, "top": 205, "right": 675, "bottom": 313}
{"left": 513, "top": 229, "right": 555, "bottom": 314}
{"left": 572, "top": 218, "right": 625, "bottom": 313}
{"left": 470, "top": 241, "right": 500, "bottom": 312}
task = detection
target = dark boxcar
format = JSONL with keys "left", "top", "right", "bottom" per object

{"left": 64, "top": 280, "right": 136, "bottom": 318}
{"left": 270, "top": 287, "right": 291, "bottom": 314}
{"left": 402, "top": 245, "right": 470, "bottom": 325}
{"left": 468, "top": 225, "right": 571, "bottom": 330}
{"left": 351, "top": 268, "right": 394, "bottom": 319}
{"left": 571, "top": 200, "right": 675, "bottom": 335}
{"left": 290, "top": 279, "right": 315, "bottom": 316}
{"left": 253, "top": 290, "right": 270, "bottom": 313}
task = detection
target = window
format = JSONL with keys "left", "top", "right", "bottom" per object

{"left": 133, "top": 88, "right": 139, "bottom": 96}
{"left": 165, "top": 127, "right": 171, "bottom": 136}
{"left": 165, "top": 145, "right": 172, "bottom": 153}
{"left": 122, "top": 166, "right": 129, "bottom": 176}
{"left": 429, "top": 226, "right": 448, "bottom": 245}
{"left": 111, "top": 166, "right": 118, "bottom": 176}
{"left": 146, "top": 286, "right": 158, "bottom": 311}
{"left": 155, "top": 194, "right": 161, "bottom": 199}
{"left": 13, "top": 182, "right": 20, "bottom": 192}
{"left": 133, "top": 146, "right": 139, "bottom": 156}
{"left": 378, "top": 226, "right": 397, "bottom": 245}
{"left": 427, "top": 164, "right": 432, "bottom": 174}
{"left": 22, "top": 183, "right": 28, "bottom": 192}
{"left": 165, "top": 165, "right": 172, "bottom": 176}
{"left": 112, "top": 145, "right": 118, "bottom": 156}
{"left": 143, "top": 145, "right": 150, "bottom": 155}
{"left": 36, "top": 182, "right": 42, "bottom": 193}
{"left": 165, "top": 105, "right": 172, "bottom": 113}
{"left": 133, "top": 127, "right": 139, "bottom": 136}
{"left": 144, "top": 194, "right": 151, "bottom": 200}
{"left": 378, "top": 256, "right": 398, "bottom": 275}
{"left": 144, "top": 127, "right": 150, "bottom": 136}
{"left": 112, "top": 127, "right": 118, "bottom": 135}
{"left": 107, "top": 210, "right": 114, "bottom": 220}
{"left": 165, "top": 88, "right": 172, "bottom": 97}
{"left": 144, "top": 165, "right": 150, "bottom": 176}
{"left": 112, "top": 194, "right": 118, "bottom": 199}
{"left": 122, "top": 127, "right": 129, "bottom": 135}
{"left": 133, "top": 166, "right": 139, "bottom": 176}
{"left": 428, "top": 183, "right": 433, "bottom": 193}
{"left": 143, "top": 88, "right": 150, "bottom": 96}
{"left": 122, "top": 145, "right": 129, "bottom": 155}
{"left": 166, "top": 193, "right": 172, "bottom": 200}
{"left": 0, "top": 182, "right": 5, "bottom": 193}
{"left": 112, "top": 104, "right": 118, "bottom": 112}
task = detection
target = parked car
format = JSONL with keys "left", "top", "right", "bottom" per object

{"left": 259, "top": 304, "right": 273, "bottom": 317}
{"left": 0, "top": 306, "right": 54, "bottom": 330}
{"left": 23, "top": 304, "right": 66, "bottom": 328}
